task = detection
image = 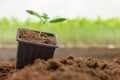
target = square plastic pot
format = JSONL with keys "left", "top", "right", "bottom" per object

{"left": 16, "top": 28, "right": 59, "bottom": 69}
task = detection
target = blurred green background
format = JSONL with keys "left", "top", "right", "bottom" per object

{"left": 1, "top": 17, "right": 120, "bottom": 46}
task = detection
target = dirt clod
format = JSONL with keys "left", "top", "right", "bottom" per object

{"left": 0, "top": 62, "right": 15, "bottom": 80}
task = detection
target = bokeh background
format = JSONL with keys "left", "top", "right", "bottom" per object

{"left": 1, "top": 0, "right": 120, "bottom": 19}
{"left": 1, "top": 0, "right": 120, "bottom": 47}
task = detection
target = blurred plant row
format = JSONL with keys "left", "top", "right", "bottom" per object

{"left": 0, "top": 17, "right": 120, "bottom": 45}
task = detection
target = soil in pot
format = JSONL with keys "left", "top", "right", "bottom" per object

{"left": 1, "top": 56, "right": 119, "bottom": 80}
{"left": 19, "top": 29, "right": 56, "bottom": 45}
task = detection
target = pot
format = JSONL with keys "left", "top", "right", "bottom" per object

{"left": 16, "top": 28, "right": 59, "bottom": 69}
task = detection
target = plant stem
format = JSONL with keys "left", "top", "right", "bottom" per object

{"left": 38, "top": 32, "right": 42, "bottom": 38}
{"left": 39, "top": 16, "right": 45, "bottom": 24}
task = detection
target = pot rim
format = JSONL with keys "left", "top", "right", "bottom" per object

{"left": 16, "top": 28, "right": 59, "bottom": 48}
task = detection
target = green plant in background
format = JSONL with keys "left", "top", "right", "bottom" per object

{"left": 26, "top": 10, "right": 66, "bottom": 24}
{"left": 1, "top": 17, "right": 120, "bottom": 46}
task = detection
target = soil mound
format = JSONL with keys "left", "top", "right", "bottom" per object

{"left": 9, "top": 56, "right": 120, "bottom": 80}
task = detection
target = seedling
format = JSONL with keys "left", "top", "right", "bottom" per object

{"left": 26, "top": 10, "right": 66, "bottom": 24}
{"left": 26, "top": 10, "right": 66, "bottom": 37}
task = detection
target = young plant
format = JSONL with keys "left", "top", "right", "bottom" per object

{"left": 26, "top": 10, "right": 66, "bottom": 37}
{"left": 26, "top": 10, "right": 66, "bottom": 24}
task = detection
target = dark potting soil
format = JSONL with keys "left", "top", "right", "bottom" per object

{"left": 19, "top": 29, "right": 56, "bottom": 45}
{"left": 2, "top": 56, "right": 119, "bottom": 80}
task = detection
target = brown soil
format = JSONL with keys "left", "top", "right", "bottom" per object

{"left": 19, "top": 29, "right": 56, "bottom": 45}
{"left": 0, "top": 56, "right": 119, "bottom": 80}
{"left": 0, "top": 62, "right": 15, "bottom": 80}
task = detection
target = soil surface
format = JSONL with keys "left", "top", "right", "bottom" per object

{"left": 19, "top": 29, "right": 56, "bottom": 45}
{"left": 0, "top": 56, "right": 120, "bottom": 80}
{"left": 0, "top": 62, "right": 15, "bottom": 80}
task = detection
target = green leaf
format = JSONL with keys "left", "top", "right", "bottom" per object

{"left": 49, "top": 18, "right": 66, "bottom": 23}
{"left": 26, "top": 10, "right": 41, "bottom": 19}
{"left": 26, "top": 10, "right": 66, "bottom": 24}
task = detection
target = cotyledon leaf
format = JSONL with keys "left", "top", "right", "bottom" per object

{"left": 49, "top": 18, "right": 66, "bottom": 23}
